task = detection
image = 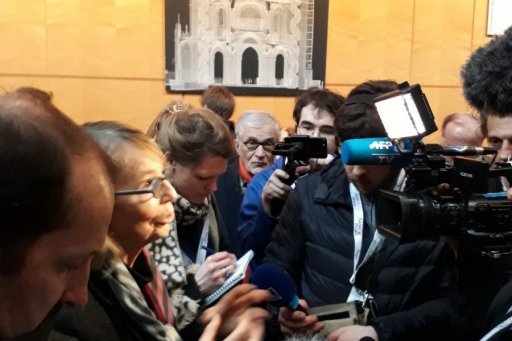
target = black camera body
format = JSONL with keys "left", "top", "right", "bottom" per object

{"left": 269, "top": 135, "right": 327, "bottom": 216}
{"left": 272, "top": 135, "right": 327, "bottom": 186}
{"left": 376, "top": 142, "right": 512, "bottom": 257}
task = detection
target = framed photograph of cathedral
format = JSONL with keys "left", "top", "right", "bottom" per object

{"left": 164, "top": 0, "right": 329, "bottom": 96}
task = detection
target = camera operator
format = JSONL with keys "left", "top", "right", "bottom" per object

{"left": 461, "top": 26, "right": 512, "bottom": 341}
{"left": 265, "top": 80, "right": 465, "bottom": 341}
{"left": 237, "top": 88, "right": 345, "bottom": 265}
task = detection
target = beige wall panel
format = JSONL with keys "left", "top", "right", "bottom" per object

{"left": 0, "top": 0, "right": 47, "bottom": 74}
{"left": 0, "top": 75, "right": 49, "bottom": 93}
{"left": 472, "top": 0, "right": 492, "bottom": 50}
{"left": 326, "top": 0, "right": 413, "bottom": 85}
{"left": 325, "top": 85, "right": 351, "bottom": 99}
{"left": 411, "top": 0, "right": 474, "bottom": 86}
{"left": 181, "top": 93, "right": 298, "bottom": 130}
{"left": 46, "top": 77, "right": 181, "bottom": 130}
{"left": 0, "top": 0, "right": 495, "bottom": 136}
{"left": 46, "top": 0, "right": 164, "bottom": 78}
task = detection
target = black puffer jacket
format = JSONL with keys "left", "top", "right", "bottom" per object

{"left": 264, "top": 157, "right": 465, "bottom": 340}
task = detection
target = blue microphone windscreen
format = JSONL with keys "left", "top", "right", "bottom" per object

{"left": 250, "top": 263, "right": 298, "bottom": 308}
{"left": 341, "top": 137, "right": 413, "bottom": 166}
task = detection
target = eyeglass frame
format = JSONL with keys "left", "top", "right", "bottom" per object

{"left": 296, "top": 122, "right": 336, "bottom": 137}
{"left": 242, "top": 139, "right": 277, "bottom": 152}
{"left": 115, "top": 176, "right": 167, "bottom": 199}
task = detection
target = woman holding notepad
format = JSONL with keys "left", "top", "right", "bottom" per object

{"left": 149, "top": 108, "right": 239, "bottom": 296}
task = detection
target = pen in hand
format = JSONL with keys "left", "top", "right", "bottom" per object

{"left": 201, "top": 245, "right": 217, "bottom": 256}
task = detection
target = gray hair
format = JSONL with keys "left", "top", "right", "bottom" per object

{"left": 235, "top": 110, "right": 281, "bottom": 139}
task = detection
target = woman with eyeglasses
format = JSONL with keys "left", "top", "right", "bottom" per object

{"left": 149, "top": 109, "right": 239, "bottom": 300}
{"left": 53, "top": 121, "right": 270, "bottom": 340}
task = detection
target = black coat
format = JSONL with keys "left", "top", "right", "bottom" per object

{"left": 214, "top": 152, "right": 243, "bottom": 257}
{"left": 264, "top": 158, "right": 465, "bottom": 341}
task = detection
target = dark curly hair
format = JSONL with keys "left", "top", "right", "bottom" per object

{"left": 461, "top": 27, "right": 512, "bottom": 135}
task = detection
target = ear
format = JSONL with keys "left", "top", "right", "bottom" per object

{"left": 164, "top": 151, "right": 174, "bottom": 166}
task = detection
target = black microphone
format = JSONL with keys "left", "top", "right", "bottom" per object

{"left": 436, "top": 145, "right": 496, "bottom": 156}
{"left": 250, "top": 263, "right": 306, "bottom": 312}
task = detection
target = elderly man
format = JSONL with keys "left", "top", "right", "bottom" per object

{"left": 215, "top": 110, "right": 280, "bottom": 256}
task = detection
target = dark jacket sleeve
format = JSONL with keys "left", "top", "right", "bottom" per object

{"left": 211, "top": 195, "right": 230, "bottom": 253}
{"left": 263, "top": 185, "right": 306, "bottom": 285}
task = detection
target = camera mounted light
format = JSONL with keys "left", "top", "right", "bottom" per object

{"left": 374, "top": 82, "right": 438, "bottom": 140}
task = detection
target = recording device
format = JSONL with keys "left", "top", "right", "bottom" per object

{"left": 342, "top": 138, "right": 495, "bottom": 166}
{"left": 272, "top": 135, "right": 328, "bottom": 183}
{"left": 270, "top": 135, "right": 327, "bottom": 216}
{"left": 343, "top": 82, "right": 512, "bottom": 257}
{"left": 250, "top": 263, "right": 306, "bottom": 312}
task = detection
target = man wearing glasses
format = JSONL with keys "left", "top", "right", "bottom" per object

{"left": 237, "top": 88, "right": 345, "bottom": 264}
{"left": 215, "top": 110, "right": 281, "bottom": 256}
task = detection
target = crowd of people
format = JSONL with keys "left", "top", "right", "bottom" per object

{"left": 2, "top": 26, "right": 512, "bottom": 341}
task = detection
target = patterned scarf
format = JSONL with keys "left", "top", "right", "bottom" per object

{"left": 173, "top": 194, "right": 209, "bottom": 227}
{"left": 149, "top": 217, "right": 200, "bottom": 330}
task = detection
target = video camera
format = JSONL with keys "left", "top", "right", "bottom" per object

{"left": 342, "top": 82, "right": 512, "bottom": 257}
{"left": 269, "top": 135, "right": 327, "bottom": 216}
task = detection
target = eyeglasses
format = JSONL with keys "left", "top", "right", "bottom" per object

{"left": 243, "top": 139, "right": 276, "bottom": 152}
{"left": 297, "top": 123, "right": 336, "bottom": 137}
{"left": 115, "top": 176, "right": 168, "bottom": 199}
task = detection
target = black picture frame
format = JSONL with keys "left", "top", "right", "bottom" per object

{"left": 164, "top": 0, "right": 329, "bottom": 96}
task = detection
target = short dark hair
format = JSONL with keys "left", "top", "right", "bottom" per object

{"left": 200, "top": 86, "right": 235, "bottom": 121}
{"left": 461, "top": 26, "right": 512, "bottom": 136}
{"left": 292, "top": 87, "right": 345, "bottom": 125}
{"left": 335, "top": 80, "right": 399, "bottom": 142}
{"left": 0, "top": 87, "right": 108, "bottom": 275}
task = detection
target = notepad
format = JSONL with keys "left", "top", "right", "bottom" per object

{"left": 204, "top": 250, "right": 254, "bottom": 306}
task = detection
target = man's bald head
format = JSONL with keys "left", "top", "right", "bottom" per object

{"left": 440, "top": 112, "right": 483, "bottom": 147}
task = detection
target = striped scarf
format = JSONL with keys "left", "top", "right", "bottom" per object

{"left": 140, "top": 248, "right": 174, "bottom": 325}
